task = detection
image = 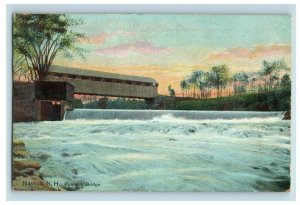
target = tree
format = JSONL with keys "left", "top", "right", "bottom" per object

{"left": 261, "top": 60, "right": 289, "bottom": 90}
{"left": 13, "top": 14, "right": 85, "bottom": 81}
{"left": 188, "top": 70, "right": 203, "bottom": 98}
{"left": 196, "top": 71, "right": 209, "bottom": 98}
{"left": 205, "top": 71, "right": 213, "bottom": 97}
{"left": 208, "top": 65, "right": 231, "bottom": 97}
{"left": 13, "top": 50, "right": 30, "bottom": 81}
{"left": 180, "top": 79, "right": 188, "bottom": 97}
{"left": 233, "top": 71, "right": 249, "bottom": 94}
{"left": 280, "top": 74, "right": 291, "bottom": 88}
{"left": 168, "top": 85, "right": 176, "bottom": 97}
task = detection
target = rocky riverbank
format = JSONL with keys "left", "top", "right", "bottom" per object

{"left": 283, "top": 111, "right": 291, "bottom": 120}
{"left": 12, "top": 140, "right": 60, "bottom": 191}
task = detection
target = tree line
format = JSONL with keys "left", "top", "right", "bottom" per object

{"left": 174, "top": 60, "right": 290, "bottom": 99}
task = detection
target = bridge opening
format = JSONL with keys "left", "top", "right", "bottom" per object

{"left": 70, "top": 94, "right": 152, "bottom": 110}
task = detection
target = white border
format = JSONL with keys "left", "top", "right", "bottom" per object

{"left": 2, "top": 2, "right": 297, "bottom": 203}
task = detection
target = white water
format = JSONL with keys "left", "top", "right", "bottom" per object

{"left": 13, "top": 110, "right": 290, "bottom": 192}
{"left": 64, "top": 109, "right": 283, "bottom": 120}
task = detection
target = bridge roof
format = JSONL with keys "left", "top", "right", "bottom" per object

{"left": 49, "top": 65, "right": 158, "bottom": 84}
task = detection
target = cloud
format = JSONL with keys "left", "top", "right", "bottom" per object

{"left": 207, "top": 44, "right": 291, "bottom": 61}
{"left": 78, "top": 32, "right": 107, "bottom": 44}
{"left": 95, "top": 41, "right": 173, "bottom": 56}
{"left": 111, "top": 30, "right": 135, "bottom": 37}
{"left": 88, "top": 33, "right": 108, "bottom": 44}
{"left": 79, "top": 30, "right": 136, "bottom": 45}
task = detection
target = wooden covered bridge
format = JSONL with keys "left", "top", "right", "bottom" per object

{"left": 45, "top": 65, "right": 159, "bottom": 100}
{"left": 13, "top": 65, "right": 159, "bottom": 122}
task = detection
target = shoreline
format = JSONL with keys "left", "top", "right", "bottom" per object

{"left": 12, "top": 140, "right": 63, "bottom": 191}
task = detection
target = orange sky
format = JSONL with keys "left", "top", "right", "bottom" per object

{"left": 53, "top": 15, "right": 291, "bottom": 96}
{"left": 54, "top": 43, "right": 291, "bottom": 96}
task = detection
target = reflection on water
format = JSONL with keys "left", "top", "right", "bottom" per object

{"left": 13, "top": 111, "right": 290, "bottom": 191}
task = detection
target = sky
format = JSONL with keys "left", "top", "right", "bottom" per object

{"left": 54, "top": 14, "right": 291, "bottom": 95}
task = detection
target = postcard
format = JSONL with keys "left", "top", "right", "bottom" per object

{"left": 12, "top": 14, "right": 291, "bottom": 192}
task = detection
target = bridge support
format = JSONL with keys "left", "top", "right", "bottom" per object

{"left": 145, "top": 98, "right": 155, "bottom": 109}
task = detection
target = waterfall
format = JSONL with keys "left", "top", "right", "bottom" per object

{"left": 64, "top": 109, "right": 284, "bottom": 120}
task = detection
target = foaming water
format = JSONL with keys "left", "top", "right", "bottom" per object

{"left": 13, "top": 110, "right": 290, "bottom": 192}
{"left": 64, "top": 109, "right": 284, "bottom": 120}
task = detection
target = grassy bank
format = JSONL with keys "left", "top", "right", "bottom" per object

{"left": 173, "top": 88, "right": 291, "bottom": 111}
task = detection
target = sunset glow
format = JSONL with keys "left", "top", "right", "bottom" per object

{"left": 54, "top": 14, "right": 291, "bottom": 95}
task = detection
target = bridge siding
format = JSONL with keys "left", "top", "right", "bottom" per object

{"left": 46, "top": 75, "right": 158, "bottom": 99}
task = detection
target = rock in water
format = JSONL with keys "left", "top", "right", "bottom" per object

{"left": 283, "top": 111, "right": 291, "bottom": 120}
{"left": 188, "top": 129, "right": 195, "bottom": 133}
{"left": 31, "top": 152, "right": 52, "bottom": 161}
{"left": 13, "top": 140, "right": 25, "bottom": 148}
{"left": 13, "top": 160, "right": 41, "bottom": 170}
{"left": 13, "top": 150, "right": 30, "bottom": 158}
{"left": 61, "top": 152, "right": 70, "bottom": 157}
{"left": 13, "top": 139, "right": 29, "bottom": 158}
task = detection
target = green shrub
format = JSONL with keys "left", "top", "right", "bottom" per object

{"left": 68, "top": 98, "right": 83, "bottom": 108}
{"left": 173, "top": 88, "right": 291, "bottom": 111}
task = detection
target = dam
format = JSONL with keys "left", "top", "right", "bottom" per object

{"left": 64, "top": 109, "right": 284, "bottom": 120}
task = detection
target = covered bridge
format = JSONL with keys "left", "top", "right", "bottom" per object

{"left": 45, "top": 65, "right": 159, "bottom": 100}
{"left": 13, "top": 65, "right": 159, "bottom": 122}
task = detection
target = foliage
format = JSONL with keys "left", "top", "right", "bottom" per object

{"left": 233, "top": 71, "right": 249, "bottom": 94}
{"left": 173, "top": 88, "right": 291, "bottom": 111}
{"left": 180, "top": 79, "right": 189, "bottom": 97}
{"left": 107, "top": 98, "right": 147, "bottom": 109}
{"left": 233, "top": 71, "right": 249, "bottom": 84}
{"left": 13, "top": 14, "right": 86, "bottom": 81}
{"left": 260, "top": 60, "right": 289, "bottom": 90}
{"left": 208, "top": 64, "right": 231, "bottom": 97}
{"left": 82, "top": 101, "right": 99, "bottom": 109}
{"left": 178, "top": 59, "right": 290, "bottom": 99}
{"left": 68, "top": 98, "right": 83, "bottom": 108}
{"left": 168, "top": 85, "right": 176, "bottom": 97}
{"left": 154, "top": 95, "right": 177, "bottom": 110}
{"left": 280, "top": 74, "right": 291, "bottom": 88}
{"left": 13, "top": 51, "right": 31, "bottom": 81}
{"left": 187, "top": 70, "right": 203, "bottom": 97}
{"left": 179, "top": 65, "right": 232, "bottom": 98}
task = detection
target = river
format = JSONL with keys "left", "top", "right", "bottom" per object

{"left": 13, "top": 110, "right": 290, "bottom": 191}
